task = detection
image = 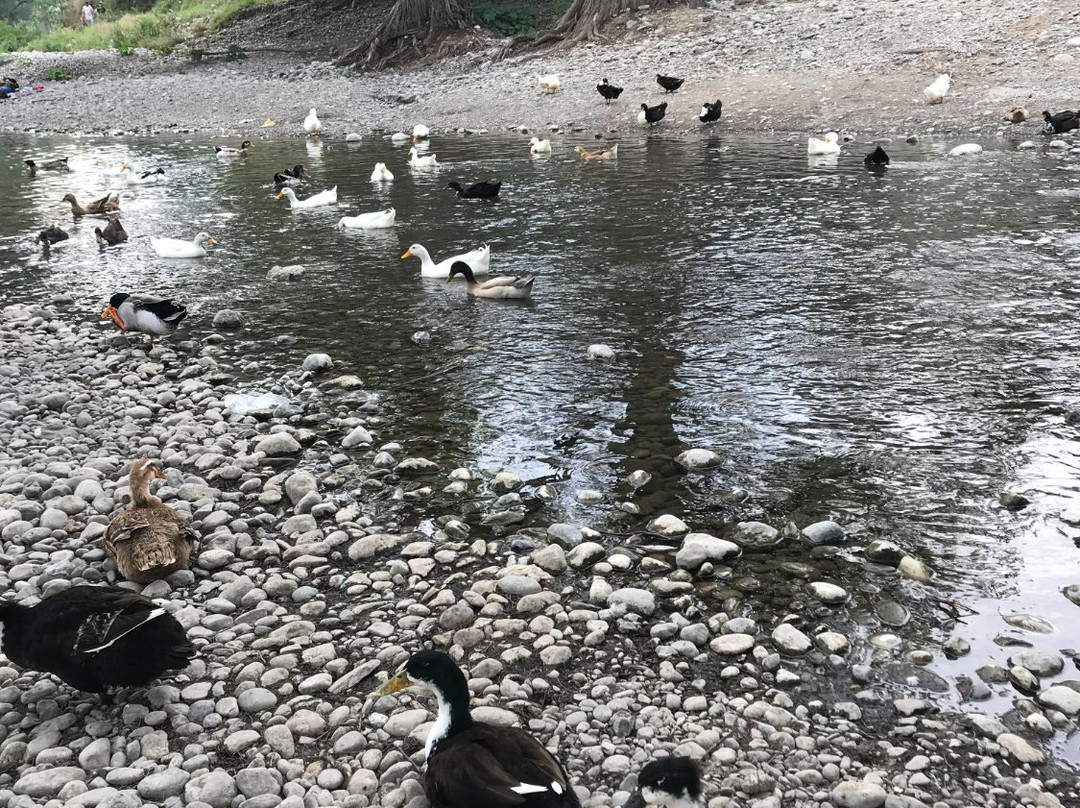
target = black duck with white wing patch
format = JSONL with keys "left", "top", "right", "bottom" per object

{"left": 0, "top": 585, "right": 194, "bottom": 696}
{"left": 597, "top": 78, "right": 623, "bottom": 102}
{"left": 699, "top": 100, "right": 722, "bottom": 124}
{"left": 625, "top": 757, "right": 703, "bottom": 808}
{"left": 376, "top": 650, "right": 580, "bottom": 808}
{"left": 1042, "top": 110, "right": 1079, "bottom": 134}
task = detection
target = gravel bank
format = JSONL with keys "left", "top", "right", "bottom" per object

{"left": 0, "top": 2, "right": 1078, "bottom": 141}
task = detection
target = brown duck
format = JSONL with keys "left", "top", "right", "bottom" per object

{"left": 104, "top": 459, "right": 195, "bottom": 583}
{"left": 62, "top": 193, "right": 121, "bottom": 216}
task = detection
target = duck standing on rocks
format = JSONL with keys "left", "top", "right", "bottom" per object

{"left": 639, "top": 102, "right": 667, "bottom": 125}
{"left": 625, "top": 757, "right": 703, "bottom": 808}
{"left": 0, "top": 585, "right": 195, "bottom": 700}
{"left": 304, "top": 108, "right": 322, "bottom": 136}
{"left": 375, "top": 650, "right": 580, "bottom": 808}
{"left": 104, "top": 458, "right": 196, "bottom": 583}
{"left": 1042, "top": 110, "right": 1079, "bottom": 134}
{"left": 101, "top": 292, "right": 188, "bottom": 344}
{"left": 1003, "top": 103, "right": 1028, "bottom": 123}
{"left": 447, "top": 179, "right": 501, "bottom": 199}
{"left": 699, "top": 100, "right": 723, "bottom": 124}
{"left": 95, "top": 218, "right": 128, "bottom": 246}
{"left": 863, "top": 145, "right": 890, "bottom": 168}
{"left": 656, "top": 74, "right": 684, "bottom": 93}
{"left": 539, "top": 74, "right": 561, "bottom": 94}
{"left": 923, "top": 73, "right": 950, "bottom": 104}
{"left": 597, "top": 78, "right": 623, "bottom": 103}
{"left": 62, "top": 193, "right": 120, "bottom": 216}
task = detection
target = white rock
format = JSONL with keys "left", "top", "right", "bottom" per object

{"left": 345, "top": 133, "right": 363, "bottom": 142}
{"left": 674, "top": 448, "right": 721, "bottom": 470}
{"left": 771, "top": 623, "right": 812, "bottom": 655}
{"left": 996, "top": 732, "right": 1046, "bottom": 763}
{"left": 608, "top": 587, "right": 656, "bottom": 615}
{"left": 342, "top": 425, "right": 374, "bottom": 447}
{"left": 676, "top": 532, "right": 741, "bottom": 569}
{"left": 1018, "top": 141, "right": 1037, "bottom": 150}
{"left": 267, "top": 264, "right": 305, "bottom": 281}
{"left": 709, "top": 633, "right": 755, "bottom": 655}
{"left": 586, "top": 344, "right": 616, "bottom": 361}
{"left": 807, "top": 581, "right": 850, "bottom": 604}
{"left": 1052, "top": 53, "right": 1075, "bottom": 64}
{"left": 948, "top": 143, "right": 983, "bottom": 156}
{"left": 830, "top": 781, "right": 887, "bottom": 808}
{"left": 1049, "top": 139, "right": 1070, "bottom": 149}
{"left": 302, "top": 353, "right": 333, "bottom": 373}
{"left": 647, "top": 514, "right": 689, "bottom": 535}
{"left": 384, "top": 708, "right": 430, "bottom": 737}
{"left": 1037, "top": 685, "right": 1080, "bottom": 716}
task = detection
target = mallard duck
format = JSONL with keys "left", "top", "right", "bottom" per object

{"left": 150, "top": 233, "right": 215, "bottom": 258}
{"left": 304, "top": 108, "right": 322, "bottom": 136}
{"left": 403, "top": 243, "right": 490, "bottom": 279}
{"left": 447, "top": 261, "right": 533, "bottom": 299}
{"left": 539, "top": 74, "right": 561, "bottom": 94}
{"left": 127, "top": 167, "right": 165, "bottom": 185}
{"left": 807, "top": 132, "right": 841, "bottom": 155}
{"left": 625, "top": 757, "right": 703, "bottom": 808}
{"left": 1003, "top": 103, "right": 1028, "bottom": 123}
{"left": 102, "top": 293, "right": 188, "bottom": 344}
{"left": 37, "top": 225, "right": 69, "bottom": 248}
{"left": 863, "top": 145, "right": 890, "bottom": 168}
{"left": 276, "top": 186, "right": 338, "bottom": 209}
{"left": 575, "top": 144, "right": 618, "bottom": 162}
{"left": 528, "top": 137, "right": 552, "bottom": 155}
{"left": 273, "top": 164, "right": 306, "bottom": 188}
{"left": 374, "top": 650, "right": 579, "bottom": 808}
{"left": 95, "top": 219, "right": 128, "bottom": 245}
{"left": 24, "top": 157, "right": 69, "bottom": 176}
{"left": 94, "top": 159, "right": 128, "bottom": 176}
{"left": 338, "top": 208, "right": 396, "bottom": 229}
{"left": 104, "top": 458, "right": 196, "bottom": 583}
{"left": 656, "top": 74, "right": 684, "bottom": 93}
{"left": 639, "top": 102, "right": 667, "bottom": 125}
{"left": 923, "top": 73, "right": 950, "bottom": 105}
{"left": 1042, "top": 110, "right": 1080, "bottom": 135}
{"left": 0, "top": 585, "right": 194, "bottom": 699}
{"left": 214, "top": 141, "right": 251, "bottom": 158}
{"left": 370, "top": 162, "right": 395, "bottom": 182}
{"left": 597, "top": 78, "right": 623, "bottom": 103}
{"left": 62, "top": 193, "right": 121, "bottom": 216}
{"left": 409, "top": 147, "right": 439, "bottom": 167}
{"left": 447, "top": 179, "right": 501, "bottom": 198}
{"left": 413, "top": 124, "right": 431, "bottom": 142}
{"left": 699, "top": 100, "right": 723, "bottom": 124}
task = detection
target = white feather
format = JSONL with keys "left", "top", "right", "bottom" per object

{"left": 82, "top": 607, "right": 167, "bottom": 654}
{"left": 510, "top": 784, "right": 549, "bottom": 795}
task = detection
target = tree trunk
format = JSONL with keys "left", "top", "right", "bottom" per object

{"left": 339, "top": 0, "right": 468, "bottom": 68}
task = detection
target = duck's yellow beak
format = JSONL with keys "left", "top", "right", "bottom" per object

{"left": 101, "top": 305, "right": 127, "bottom": 331}
{"left": 275, "top": 192, "right": 284, "bottom": 199}
{"left": 207, "top": 237, "right": 217, "bottom": 244}
{"left": 401, "top": 249, "right": 412, "bottom": 259}
{"left": 375, "top": 671, "right": 410, "bottom": 696}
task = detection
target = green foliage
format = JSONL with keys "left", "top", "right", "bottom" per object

{"left": 224, "top": 42, "right": 244, "bottom": 60}
{"left": 475, "top": 2, "right": 538, "bottom": 36}
{"left": 0, "top": 20, "right": 37, "bottom": 51}
{"left": 45, "top": 64, "right": 69, "bottom": 79}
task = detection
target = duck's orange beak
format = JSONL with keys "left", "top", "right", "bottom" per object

{"left": 207, "top": 237, "right": 217, "bottom": 244}
{"left": 401, "top": 249, "right": 412, "bottom": 259}
{"left": 275, "top": 192, "right": 284, "bottom": 199}
{"left": 101, "top": 305, "right": 127, "bottom": 331}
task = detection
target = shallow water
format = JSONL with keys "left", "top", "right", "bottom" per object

{"left": 3, "top": 132, "right": 1080, "bottom": 759}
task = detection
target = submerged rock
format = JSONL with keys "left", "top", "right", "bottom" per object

{"left": 800, "top": 520, "right": 845, "bottom": 546}
{"left": 674, "top": 449, "right": 721, "bottom": 470}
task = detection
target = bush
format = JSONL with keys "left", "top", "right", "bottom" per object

{"left": 225, "top": 43, "right": 245, "bottom": 61}
{"left": 45, "top": 66, "right": 70, "bottom": 80}
{"left": 474, "top": 2, "right": 538, "bottom": 36}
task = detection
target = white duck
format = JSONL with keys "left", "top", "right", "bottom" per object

{"left": 807, "top": 132, "right": 841, "bottom": 155}
{"left": 150, "top": 232, "right": 215, "bottom": 259}
{"left": 304, "top": 108, "right": 322, "bottom": 136}
{"left": 412, "top": 124, "right": 430, "bottom": 142}
{"left": 276, "top": 186, "right": 338, "bottom": 209}
{"left": 95, "top": 160, "right": 128, "bottom": 176}
{"left": 409, "top": 147, "right": 438, "bottom": 168}
{"left": 528, "top": 137, "right": 552, "bottom": 155}
{"left": 338, "top": 208, "right": 396, "bottom": 229}
{"left": 401, "top": 243, "right": 491, "bottom": 279}
{"left": 371, "top": 162, "right": 395, "bottom": 182}
{"left": 539, "top": 74, "right": 561, "bottom": 94}
{"left": 924, "top": 73, "right": 950, "bottom": 105}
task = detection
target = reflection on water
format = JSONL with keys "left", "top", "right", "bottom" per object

{"left": 3, "top": 132, "right": 1080, "bottom": 757}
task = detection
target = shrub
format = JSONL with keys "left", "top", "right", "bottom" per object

{"left": 474, "top": 2, "right": 538, "bottom": 36}
{"left": 225, "top": 43, "right": 245, "bottom": 61}
{"left": 45, "top": 66, "right": 71, "bottom": 80}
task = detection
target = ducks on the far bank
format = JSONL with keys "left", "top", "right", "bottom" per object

{"left": 304, "top": 108, "right": 322, "bottom": 136}
{"left": 597, "top": 78, "right": 623, "bottom": 103}
{"left": 656, "top": 74, "right": 684, "bottom": 93}
{"left": 699, "top": 100, "right": 723, "bottom": 124}
{"left": 639, "top": 102, "right": 667, "bottom": 125}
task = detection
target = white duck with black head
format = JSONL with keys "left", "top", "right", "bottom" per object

{"left": 375, "top": 650, "right": 580, "bottom": 808}
{"left": 626, "top": 757, "right": 704, "bottom": 808}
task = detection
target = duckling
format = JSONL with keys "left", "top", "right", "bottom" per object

{"left": 626, "top": 757, "right": 703, "bottom": 808}
{"left": 597, "top": 78, "right": 623, "bottom": 103}
{"left": 0, "top": 585, "right": 194, "bottom": 700}
{"left": 639, "top": 102, "right": 667, "bottom": 125}
{"left": 214, "top": 140, "right": 251, "bottom": 158}
{"left": 24, "top": 157, "right": 69, "bottom": 176}
{"left": 656, "top": 74, "right": 684, "bottom": 93}
{"left": 807, "top": 132, "right": 841, "bottom": 155}
{"left": 699, "top": 100, "right": 723, "bottom": 124}
{"left": 575, "top": 144, "right": 618, "bottom": 162}
{"left": 95, "top": 218, "right": 128, "bottom": 246}
{"left": 539, "top": 74, "right": 561, "bottom": 94}
{"left": 527, "top": 137, "right": 552, "bottom": 155}
{"left": 447, "top": 261, "right": 533, "bottom": 300}
{"left": 374, "top": 650, "right": 577, "bottom": 808}
{"left": 62, "top": 193, "right": 121, "bottom": 216}
{"left": 37, "top": 225, "right": 69, "bottom": 249}
{"left": 447, "top": 179, "right": 501, "bottom": 199}
{"left": 1042, "top": 110, "right": 1080, "bottom": 135}
{"left": 1003, "top": 103, "right": 1028, "bottom": 123}
{"left": 370, "top": 162, "right": 395, "bottom": 182}
{"left": 273, "top": 164, "right": 306, "bottom": 189}
{"left": 409, "top": 147, "right": 439, "bottom": 168}
{"left": 863, "top": 145, "right": 890, "bottom": 168}
{"left": 104, "top": 458, "right": 196, "bottom": 583}
{"left": 923, "top": 73, "right": 950, "bottom": 105}
{"left": 304, "top": 108, "right": 322, "bottom": 136}
{"left": 101, "top": 292, "right": 188, "bottom": 344}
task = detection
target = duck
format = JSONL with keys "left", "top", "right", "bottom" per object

{"left": 447, "top": 261, "right": 533, "bottom": 299}
{"left": 1042, "top": 110, "right": 1080, "bottom": 135}
{"left": 338, "top": 208, "right": 396, "bottom": 229}
{"left": 273, "top": 164, "right": 306, "bottom": 189}
{"left": 62, "top": 193, "right": 121, "bottom": 216}
{"left": 0, "top": 585, "right": 194, "bottom": 700}
{"left": 24, "top": 157, "right": 69, "bottom": 176}
{"left": 923, "top": 73, "right": 950, "bottom": 105}
{"left": 528, "top": 137, "right": 552, "bottom": 154}
{"left": 127, "top": 167, "right": 166, "bottom": 185}
{"left": 806, "top": 132, "right": 841, "bottom": 155}
{"left": 539, "top": 74, "right": 561, "bottom": 94}
{"left": 101, "top": 293, "right": 188, "bottom": 344}
{"left": 374, "top": 650, "right": 578, "bottom": 808}
{"left": 370, "top": 162, "right": 395, "bottom": 182}
{"left": 639, "top": 102, "right": 667, "bottom": 125}
{"left": 94, "top": 159, "right": 128, "bottom": 176}
{"left": 304, "top": 108, "right": 321, "bottom": 136}
{"left": 625, "top": 757, "right": 704, "bottom": 808}
{"left": 412, "top": 124, "right": 431, "bottom": 142}
{"left": 402, "top": 243, "right": 490, "bottom": 279}
{"left": 447, "top": 179, "right": 501, "bottom": 199}
{"left": 656, "top": 74, "right": 684, "bottom": 93}
{"left": 863, "top": 145, "right": 890, "bottom": 168}
{"left": 95, "top": 218, "right": 128, "bottom": 245}
{"left": 699, "top": 100, "right": 723, "bottom": 124}
{"left": 150, "top": 232, "right": 215, "bottom": 258}
{"left": 596, "top": 78, "right": 623, "bottom": 103}
{"left": 1003, "top": 103, "right": 1028, "bottom": 123}
{"left": 37, "top": 225, "right": 69, "bottom": 249}
{"left": 575, "top": 144, "right": 618, "bottom": 162}
{"left": 214, "top": 140, "right": 251, "bottom": 158}
{"left": 276, "top": 186, "right": 338, "bottom": 209}
{"left": 104, "top": 458, "right": 196, "bottom": 583}
{"left": 409, "top": 147, "right": 439, "bottom": 167}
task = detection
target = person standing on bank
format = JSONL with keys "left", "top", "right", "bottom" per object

{"left": 82, "top": 3, "right": 94, "bottom": 25}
